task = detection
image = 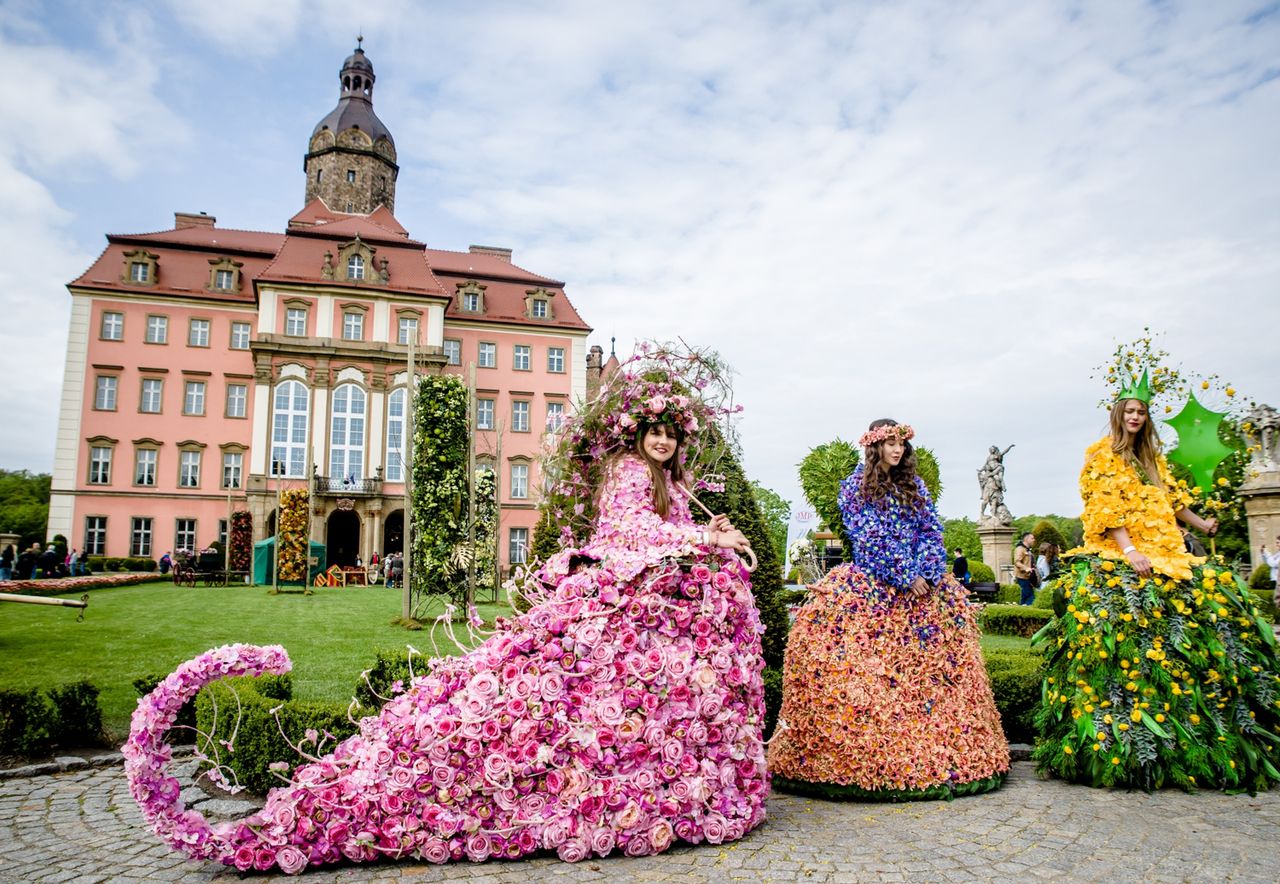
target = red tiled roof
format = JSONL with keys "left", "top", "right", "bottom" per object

{"left": 69, "top": 210, "right": 590, "bottom": 330}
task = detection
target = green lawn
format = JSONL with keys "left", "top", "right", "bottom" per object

{"left": 978, "top": 633, "right": 1034, "bottom": 654}
{"left": 0, "top": 583, "right": 510, "bottom": 741}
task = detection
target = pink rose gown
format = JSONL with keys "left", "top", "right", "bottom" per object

{"left": 124, "top": 453, "right": 769, "bottom": 874}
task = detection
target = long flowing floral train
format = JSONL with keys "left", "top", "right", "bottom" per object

{"left": 124, "top": 556, "right": 769, "bottom": 875}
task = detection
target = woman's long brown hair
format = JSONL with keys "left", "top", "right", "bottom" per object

{"left": 633, "top": 421, "right": 685, "bottom": 518}
{"left": 859, "top": 418, "right": 925, "bottom": 508}
{"left": 1108, "top": 399, "right": 1164, "bottom": 489}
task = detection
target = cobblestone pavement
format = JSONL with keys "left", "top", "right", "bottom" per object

{"left": 1, "top": 760, "right": 1276, "bottom": 883}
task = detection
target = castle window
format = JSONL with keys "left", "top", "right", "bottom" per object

{"left": 397, "top": 316, "right": 418, "bottom": 345}
{"left": 476, "top": 399, "right": 495, "bottom": 430}
{"left": 346, "top": 169, "right": 357, "bottom": 183}
{"left": 546, "top": 401, "right": 565, "bottom": 431}
{"left": 179, "top": 450, "right": 201, "bottom": 488}
{"left": 548, "top": 347, "right": 565, "bottom": 373}
{"left": 121, "top": 249, "right": 158, "bottom": 286}
{"left": 207, "top": 257, "right": 243, "bottom": 293}
{"left": 134, "top": 448, "right": 157, "bottom": 486}
{"left": 230, "top": 322, "right": 251, "bottom": 350}
{"left": 183, "top": 381, "right": 206, "bottom": 416}
{"left": 286, "top": 307, "right": 307, "bottom": 336}
{"left": 175, "top": 519, "right": 198, "bottom": 552}
{"left": 130, "top": 518, "right": 153, "bottom": 556}
{"left": 188, "top": 319, "right": 210, "bottom": 347}
{"left": 131, "top": 262, "right": 150, "bottom": 283}
{"left": 478, "top": 342, "right": 496, "bottom": 368}
{"left": 84, "top": 517, "right": 106, "bottom": 557}
{"left": 140, "top": 378, "right": 163, "bottom": 413}
{"left": 214, "top": 270, "right": 234, "bottom": 290}
{"left": 346, "top": 202, "right": 354, "bottom": 212}
{"left": 316, "top": 169, "right": 323, "bottom": 183}
{"left": 145, "top": 315, "right": 168, "bottom": 344}
{"left": 512, "top": 400, "right": 530, "bottom": 433}
{"left": 531, "top": 299, "right": 548, "bottom": 318}
{"left": 88, "top": 445, "right": 113, "bottom": 485}
{"left": 443, "top": 339, "right": 461, "bottom": 365}
{"left": 463, "top": 292, "right": 480, "bottom": 312}
{"left": 343, "top": 311, "right": 364, "bottom": 340}
{"left": 100, "top": 311, "right": 124, "bottom": 341}
{"left": 510, "top": 462, "right": 529, "bottom": 499}
{"left": 513, "top": 345, "right": 531, "bottom": 371}
{"left": 222, "top": 452, "right": 243, "bottom": 489}
{"left": 348, "top": 255, "right": 365, "bottom": 280}
{"left": 94, "top": 376, "right": 118, "bottom": 411}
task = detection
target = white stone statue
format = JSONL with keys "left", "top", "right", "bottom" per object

{"left": 978, "top": 444, "right": 1015, "bottom": 526}
{"left": 1243, "top": 404, "right": 1280, "bottom": 473}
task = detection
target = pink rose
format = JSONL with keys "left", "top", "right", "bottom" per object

{"left": 590, "top": 826, "right": 616, "bottom": 856}
{"left": 712, "top": 570, "right": 732, "bottom": 590}
{"left": 645, "top": 395, "right": 667, "bottom": 414}
{"left": 233, "top": 845, "right": 256, "bottom": 870}
{"left": 465, "top": 833, "right": 492, "bottom": 862}
{"left": 649, "top": 820, "right": 675, "bottom": 853}
{"left": 558, "top": 837, "right": 589, "bottom": 863}
{"left": 691, "top": 564, "right": 712, "bottom": 582}
{"left": 421, "top": 838, "right": 450, "bottom": 864}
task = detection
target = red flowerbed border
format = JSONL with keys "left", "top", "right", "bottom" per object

{"left": 0, "top": 573, "right": 171, "bottom": 597}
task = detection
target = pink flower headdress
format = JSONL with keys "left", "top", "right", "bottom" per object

{"left": 858, "top": 423, "right": 914, "bottom": 448}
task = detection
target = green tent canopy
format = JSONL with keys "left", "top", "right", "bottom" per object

{"left": 252, "top": 538, "right": 326, "bottom": 586}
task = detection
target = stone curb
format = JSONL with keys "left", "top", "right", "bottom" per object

{"left": 0, "top": 744, "right": 193, "bottom": 781}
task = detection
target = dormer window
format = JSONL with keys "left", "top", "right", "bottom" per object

{"left": 348, "top": 255, "right": 365, "bottom": 279}
{"left": 207, "top": 256, "right": 243, "bottom": 293}
{"left": 121, "top": 248, "right": 158, "bottom": 287}
{"left": 215, "top": 270, "right": 233, "bottom": 289}
{"left": 336, "top": 236, "right": 380, "bottom": 284}
{"left": 524, "top": 288, "right": 555, "bottom": 320}
{"left": 531, "top": 298, "right": 548, "bottom": 318}
{"left": 458, "top": 281, "right": 487, "bottom": 313}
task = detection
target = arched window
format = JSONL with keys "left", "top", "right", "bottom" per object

{"left": 347, "top": 254, "right": 365, "bottom": 280}
{"left": 385, "top": 388, "right": 406, "bottom": 482}
{"left": 271, "top": 380, "right": 309, "bottom": 478}
{"left": 329, "top": 383, "right": 366, "bottom": 482}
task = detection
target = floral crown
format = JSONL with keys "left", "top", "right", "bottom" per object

{"left": 540, "top": 342, "right": 739, "bottom": 547}
{"left": 859, "top": 423, "right": 914, "bottom": 447}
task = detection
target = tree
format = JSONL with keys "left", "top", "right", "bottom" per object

{"left": 749, "top": 481, "right": 791, "bottom": 564}
{"left": 697, "top": 429, "right": 790, "bottom": 670}
{"left": 942, "top": 517, "right": 982, "bottom": 563}
{"left": 797, "top": 439, "right": 860, "bottom": 553}
{"left": 1030, "top": 518, "right": 1067, "bottom": 553}
{"left": 0, "top": 469, "right": 51, "bottom": 547}
{"left": 1010, "top": 514, "right": 1083, "bottom": 555}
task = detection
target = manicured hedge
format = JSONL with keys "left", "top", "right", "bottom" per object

{"left": 194, "top": 674, "right": 357, "bottom": 794}
{"left": 984, "top": 649, "right": 1043, "bottom": 743}
{"left": 84, "top": 556, "right": 156, "bottom": 573}
{"left": 0, "top": 680, "right": 106, "bottom": 756}
{"left": 968, "top": 561, "right": 996, "bottom": 583}
{"left": 980, "top": 603, "right": 1053, "bottom": 637}
{"left": 995, "top": 583, "right": 1054, "bottom": 608}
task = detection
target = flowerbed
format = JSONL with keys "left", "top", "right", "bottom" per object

{"left": 1, "top": 573, "right": 170, "bottom": 597}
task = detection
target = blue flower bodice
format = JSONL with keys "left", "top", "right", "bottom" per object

{"left": 837, "top": 465, "right": 946, "bottom": 588}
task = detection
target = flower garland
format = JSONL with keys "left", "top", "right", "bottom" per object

{"left": 276, "top": 489, "right": 309, "bottom": 582}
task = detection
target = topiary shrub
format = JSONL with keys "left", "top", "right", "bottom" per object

{"left": 983, "top": 649, "right": 1043, "bottom": 743}
{"left": 195, "top": 674, "right": 355, "bottom": 794}
{"left": 354, "top": 648, "right": 416, "bottom": 711}
{"left": 0, "top": 688, "right": 53, "bottom": 756}
{"left": 996, "top": 583, "right": 1020, "bottom": 604}
{"left": 1245, "top": 566, "right": 1275, "bottom": 622}
{"left": 47, "top": 681, "right": 105, "bottom": 747}
{"left": 979, "top": 604, "right": 1053, "bottom": 637}
{"left": 969, "top": 561, "right": 996, "bottom": 583}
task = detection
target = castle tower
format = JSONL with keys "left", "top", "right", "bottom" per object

{"left": 304, "top": 39, "right": 399, "bottom": 214}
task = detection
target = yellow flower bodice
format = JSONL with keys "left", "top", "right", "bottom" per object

{"left": 1074, "top": 437, "right": 1200, "bottom": 581}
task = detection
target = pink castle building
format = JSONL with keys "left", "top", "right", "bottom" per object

{"left": 47, "top": 44, "right": 595, "bottom": 572}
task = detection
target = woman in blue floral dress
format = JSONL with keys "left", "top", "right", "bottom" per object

{"left": 769, "top": 419, "right": 1008, "bottom": 798}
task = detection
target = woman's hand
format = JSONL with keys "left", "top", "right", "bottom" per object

{"left": 712, "top": 528, "right": 751, "bottom": 553}
{"left": 1125, "top": 548, "right": 1153, "bottom": 577}
{"left": 1201, "top": 516, "right": 1219, "bottom": 536}
{"left": 910, "top": 576, "right": 931, "bottom": 598}
{"left": 708, "top": 514, "right": 736, "bottom": 534}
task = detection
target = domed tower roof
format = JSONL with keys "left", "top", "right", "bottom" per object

{"left": 304, "top": 38, "right": 400, "bottom": 214}
{"left": 310, "top": 38, "right": 395, "bottom": 148}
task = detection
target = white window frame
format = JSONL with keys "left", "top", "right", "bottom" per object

{"left": 226, "top": 383, "right": 247, "bottom": 418}
{"left": 214, "top": 269, "right": 235, "bottom": 290}
{"left": 531, "top": 298, "right": 548, "bottom": 319}
{"left": 463, "top": 292, "right": 481, "bottom": 312}
{"left": 476, "top": 398, "right": 495, "bottom": 430}
{"left": 510, "top": 463, "right": 529, "bottom": 500}
{"left": 512, "top": 400, "right": 530, "bottom": 433}
{"left": 328, "top": 383, "right": 366, "bottom": 481}
{"left": 140, "top": 378, "right": 163, "bottom": 414}
{"left": 230, "top": 321, "right": 251, "bottom": 350}
{"left": 285, "top": 307, "right": 307, "bottom": 337}
{"left": 443, "top": 339, "right": 461, "bottom": 365}
{"left": 386, "top": 388, "right": 406, "bottom": 482}
{"left": 179, "top": 450, "right": 202, "bottom": 488}
{"left": 130, "top": 517, "right": 153, "bottom": 557}
{"left": 130, "top": 262, "right": 149, "bottom": 283}
{"left": 94, "top": 376, "right": 117, "bottom": 411}
{"left": 342, "top": 312, "right": 364, "bottom": 341}
{"left": 184, "top": 381, "right": 206, "bottom": 416}
{"left": 397, "top": 317, "right": 418, "bottom": 346}
{"left": 175, "top": 518, "right": 197, "bottom": 552}
{"left": 347, "top": 255, "right": 365, "bottom": 280}
{"left": 509, "top": 527, "right": 529, "bottom": 565}
{"left": 271, "top": 380, "right": 309, "bottom": 478}
{"left": 145, "top": 315, "right": 168, "bottom": 344}
{"left": 134, "top": 448, "right": 157, "bottom": 486}
{"left": 548, "top": 347, "right": 566, "bottom": 373}
{"left": 188, "top": 319, "right": 210, "bottom": 347}
{"left": 478, "top": 342, "right": 496, "bottom": 368}
{"left": 546, "top": 401, "right": 565, "bottom": 431}
{"left": 222, "top": 451, "right": 243, "bottom": 489}
{"left": 101, "top": 311, "right": 124, "bottom": 340}
{"left": 513, "top": 344, "right": 531, "bottom": 371}
{"left": 84, "top": 516, "right": 106, "bottom": 557}
{"left": 88, "top": 446, "right": 112, "bottom": 485}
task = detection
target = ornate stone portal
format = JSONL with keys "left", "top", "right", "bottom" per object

{"left": 1240, "top": 404, "right": 1280, "bottom": 571}
{"left": 977, "top": 444, "right": 1016, "bottom": 583}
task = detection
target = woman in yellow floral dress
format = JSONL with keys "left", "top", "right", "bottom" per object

{"left": 1034, "top": 392, "right": 1280, "bottom": 791}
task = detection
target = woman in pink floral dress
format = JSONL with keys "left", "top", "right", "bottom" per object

{"left": 124, "top": 351, "right": 770, "bottom": 875}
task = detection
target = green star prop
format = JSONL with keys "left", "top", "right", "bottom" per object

{"left": 1164, "top": 392, "right": 1233, "bottom": 493}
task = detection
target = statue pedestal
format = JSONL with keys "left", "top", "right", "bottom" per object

{"left": 1240, "top": 467, "right": 1280, "bottom": 573}
{"left": 978, "top": 523, "right": 1016, "bottom": 585}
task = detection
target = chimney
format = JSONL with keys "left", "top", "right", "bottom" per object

{"left": 175, "top": 212, "right": 216, "bottom": 229}
{"left": 469, "top": 244, "right": 512, "bottom": 262}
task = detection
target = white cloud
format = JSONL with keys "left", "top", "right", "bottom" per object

{"left": 4, "top": 0, "right": 1278, "bottom": 527}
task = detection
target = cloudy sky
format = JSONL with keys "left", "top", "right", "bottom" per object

{"left": 1, "top": 0, "right": 1277, "bottom": 522}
